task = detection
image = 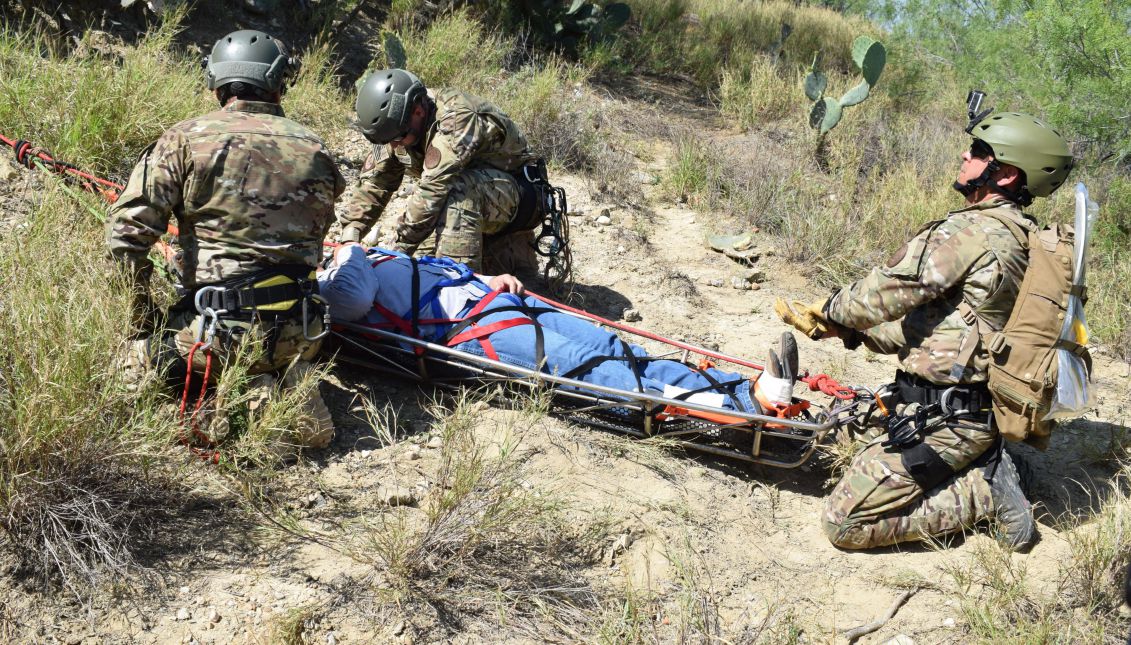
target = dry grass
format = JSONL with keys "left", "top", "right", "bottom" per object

{"left": 343, "top": 388, "right": 607, "bottom": 639}
{"left": 0, "top": 184, "right": 186, "bottom": 596}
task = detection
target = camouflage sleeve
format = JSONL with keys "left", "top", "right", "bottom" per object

{"left": 338, "top": 145, "right": 404, "bottom": 243}
{"left": 105, "top": 131, "right": 189, "bottom": 291}
{"left": 826, "top": 219, "right": 993, "bottom": 331}
{"left": 393, "top": 109, "right": 500, "bottom": 251}
{"left": 859, "top": 320, "right": 906, "bottom": 354}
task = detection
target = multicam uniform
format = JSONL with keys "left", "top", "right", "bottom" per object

{"left": 822, "top": 200, "right": 1031, "bottom": 549}
{"left": 107, "top": 99, "right": 345, "bottom": 444}
{"left": 338, "top": 89, "right": 538, "bottom": 272}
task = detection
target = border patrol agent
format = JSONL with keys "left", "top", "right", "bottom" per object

{"left": 108, "top": 30, "right": 345, "bottom": 450}
{"left": 777, "top": 112, "right": 1073, "bottom": 550}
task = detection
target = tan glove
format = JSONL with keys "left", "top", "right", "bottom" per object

{"left": 773, "top": 298, "right": 840, "bottom": 340}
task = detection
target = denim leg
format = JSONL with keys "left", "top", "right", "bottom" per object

{"left": 453, "top": 295, "right": 753, "bottom": 409}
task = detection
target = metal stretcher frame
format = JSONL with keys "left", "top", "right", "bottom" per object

{"left": 330, "top": 303, "right": 865, "bottom": 468}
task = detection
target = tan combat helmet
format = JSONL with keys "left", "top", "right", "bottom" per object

{"left": 970, "top": 112, "right": 1074, "bottom": 199}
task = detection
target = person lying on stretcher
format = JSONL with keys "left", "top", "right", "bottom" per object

{"left": 319, "top": 243, "right": 799, "bottom": 412}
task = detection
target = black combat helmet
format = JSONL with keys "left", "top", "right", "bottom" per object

{"left": 355, "top": 69, "right": 427, "bottom": 144}
{"left": 204, "top": 29, "right": 293, "bottom": 93}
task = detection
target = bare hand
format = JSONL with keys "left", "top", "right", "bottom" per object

{"left": 489, "top": 274, "right": 525, "bottom": 295}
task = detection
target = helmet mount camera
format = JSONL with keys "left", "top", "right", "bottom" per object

{"left": 965, "top": 89, "right": 993, "bottom": 134}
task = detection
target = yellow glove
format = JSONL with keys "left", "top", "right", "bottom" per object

{"left": 774, "top": 298, "right": 838, "bottom": 340}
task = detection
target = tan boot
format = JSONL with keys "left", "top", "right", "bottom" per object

{"left": 281, "top": 361, "right": 335, "bottom": 449}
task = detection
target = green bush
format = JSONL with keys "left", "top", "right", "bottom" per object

{"left": 623, "top": 0, "right": 875, "bottom": 86}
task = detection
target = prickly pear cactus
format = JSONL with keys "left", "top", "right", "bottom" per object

{"left": 804, "top": 36, "right": 886, "bottom": 136}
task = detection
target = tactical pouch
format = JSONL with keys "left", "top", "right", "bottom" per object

{"left": 899, "top": 441, "right": 955, "bottom": 490}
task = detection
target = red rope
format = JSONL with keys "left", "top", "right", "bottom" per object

{"left": 800, "top": 373, "right": 857, "bottom": 400}
{"left": 179, "top": 341, "right": 221, "bottom": 464}
{"left": 0, "top": 133, "right": 124, "bottom": 202}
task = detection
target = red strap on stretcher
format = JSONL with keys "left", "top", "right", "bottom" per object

{"left": 441, "top": 290, "right": 533, "bottom": 361}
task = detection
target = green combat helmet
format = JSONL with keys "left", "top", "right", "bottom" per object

{"left": 970, "top": 112, "right": 1074, "bottom": 199}
{"left": 204, "top": 29, "right": 293, "bottom": 93}
{"left": 355, "top": 69, "right": 427, "bottom": 144}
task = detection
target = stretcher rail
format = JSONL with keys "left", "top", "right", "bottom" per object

{"left": 331, "top": 321, "right": 867, "bottom": 468}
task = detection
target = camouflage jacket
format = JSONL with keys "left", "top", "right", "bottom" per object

{"left": 338, "top": 89, "right": 536, "bottom": 247}
{"left": 106, "top": 100, "right": 345, "bottom": 290}
{"left": 826, "top": 200, "right": 1031, "bottom": 384}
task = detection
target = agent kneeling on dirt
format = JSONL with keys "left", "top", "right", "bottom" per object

{"left": 337, "top": 68, "right": 556, "bottom": 276}
{"left": 320, "top": 242, "right": 794, "bottom": 411}
{"left": 777, "top": 108, "right": 1075, "bottom": 551}
{"left": 107, "top": 30, "right": 345, "bottom": 449}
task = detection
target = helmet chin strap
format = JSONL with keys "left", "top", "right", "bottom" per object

{"left": 953, "top": 161, "right": 1028, "bottom": 205}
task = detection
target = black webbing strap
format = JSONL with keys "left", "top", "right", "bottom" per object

{"left": 410, "top": 256, "right": 420, "bottom": 341}
{"left": 665, "top": 371, "right": 749, "bottom": 413}
{"left": 895, "top": 370, "right": 993, "bottom": 412}
{"left": 197, "top": 282, "right": 309, "bottom": 314}
{"left": 441, "top": 302, "right": 548, "bottom": 369}
{"left": 561, "top": 340, "right": 645, "bottom": 393}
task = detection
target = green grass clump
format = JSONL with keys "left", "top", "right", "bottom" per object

{"left": 622, "top": 0, "right": 875, "bottom": 86}
{"left": 284, "top": 38, "right": 355, "bottom": 150}
{"left": 0, "top": 11, "right": 209, "bottom": 177}
{"left": 0, "top": 185, "right": 183, "bottom": 595}
{"left": 397, "top": 8, "right": 509, "bottom": 97}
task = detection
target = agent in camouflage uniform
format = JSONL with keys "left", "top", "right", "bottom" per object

{"left": 776, "top": 112, "right": 1073, "bottom": 550}
{"left": 339, "top": 69, "right": 540, "bottom": 274}
{"left": 107, "top": 30, "right": 345, "bottom": 449}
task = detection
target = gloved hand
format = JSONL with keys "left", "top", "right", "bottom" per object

{"left": 773, "top": 298, "right": 841, "bottom": 340}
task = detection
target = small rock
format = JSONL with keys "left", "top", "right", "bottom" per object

{"left": 404, "top": 447, "right": 421, "bottom": 460}
{"left": 179, "top": 585, "right": 191, "bottom": 594}
{"left": 744, "top": 269, "right": 767, "bottom": 283}
{"left": 426, "top": 435, "right": 443, "bottom": 449}
{"left": 700, "top": 277, "right": 724, "bottom": 288}
{"left": 1120, "top": 603, "right": 1131, "bottom": 618}
{"left": 941, "top": 617, "right": 956, "bottom": 628}
{"left": 392, "top": 621, "right": 406, "bottom": 636}
{"left": 616, "top": 245, "right": 626, "bottom": 253}
{"left": 622, "top": 308, "right": 642, "bottom": 322}
{"left": 175, "top": 607, "right": 190, "bottom": 621}
{"left": 377, "top": 485, "right": 418, "bottom": 507}
{"left": 613, "top": 533, "right": 634, "bottom": 550}
{"left": 730, "top": 276, "right": 751, "bottom": 290}
{"left": 748, "top": 283, "right": 761, "bottom": 291}
{"left": 634, "top": 171, "right": 658, "bottom": 185}
{"left": 880, "top": 636, "right": 916, "bottom": 645}
{"left": 595, "top": 215, "right": 612, "bottom": 226}
{"left": 327, "top": 631, "right": 337, "bottom": 645}
{"left": 207, "top": 608, "right": 221, "bottom": 624}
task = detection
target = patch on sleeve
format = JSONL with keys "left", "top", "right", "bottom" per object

{"left": 424, "top": 145, "right": 441, "bottom": 170}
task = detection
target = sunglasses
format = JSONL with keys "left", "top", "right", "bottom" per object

{"left": 970, "top": 139, "right": 995, "bottom": 160}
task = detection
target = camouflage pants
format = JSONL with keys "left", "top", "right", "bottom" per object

{"left": 823, "top": 404, "right": 997, "bottom": 549}
{"left": 130, "top": 306, "right": 333, "bottom": 449}
{"left": 434, "top": 168, "right": 536, "bottom": 273}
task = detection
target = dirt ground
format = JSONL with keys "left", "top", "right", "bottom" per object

{"left": 2, "top": 16, "right": 1131, "bottom": 645}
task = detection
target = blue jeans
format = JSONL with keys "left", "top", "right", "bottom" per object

{"left": 450, "top": 294, "right": 756, "bottom": 411}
